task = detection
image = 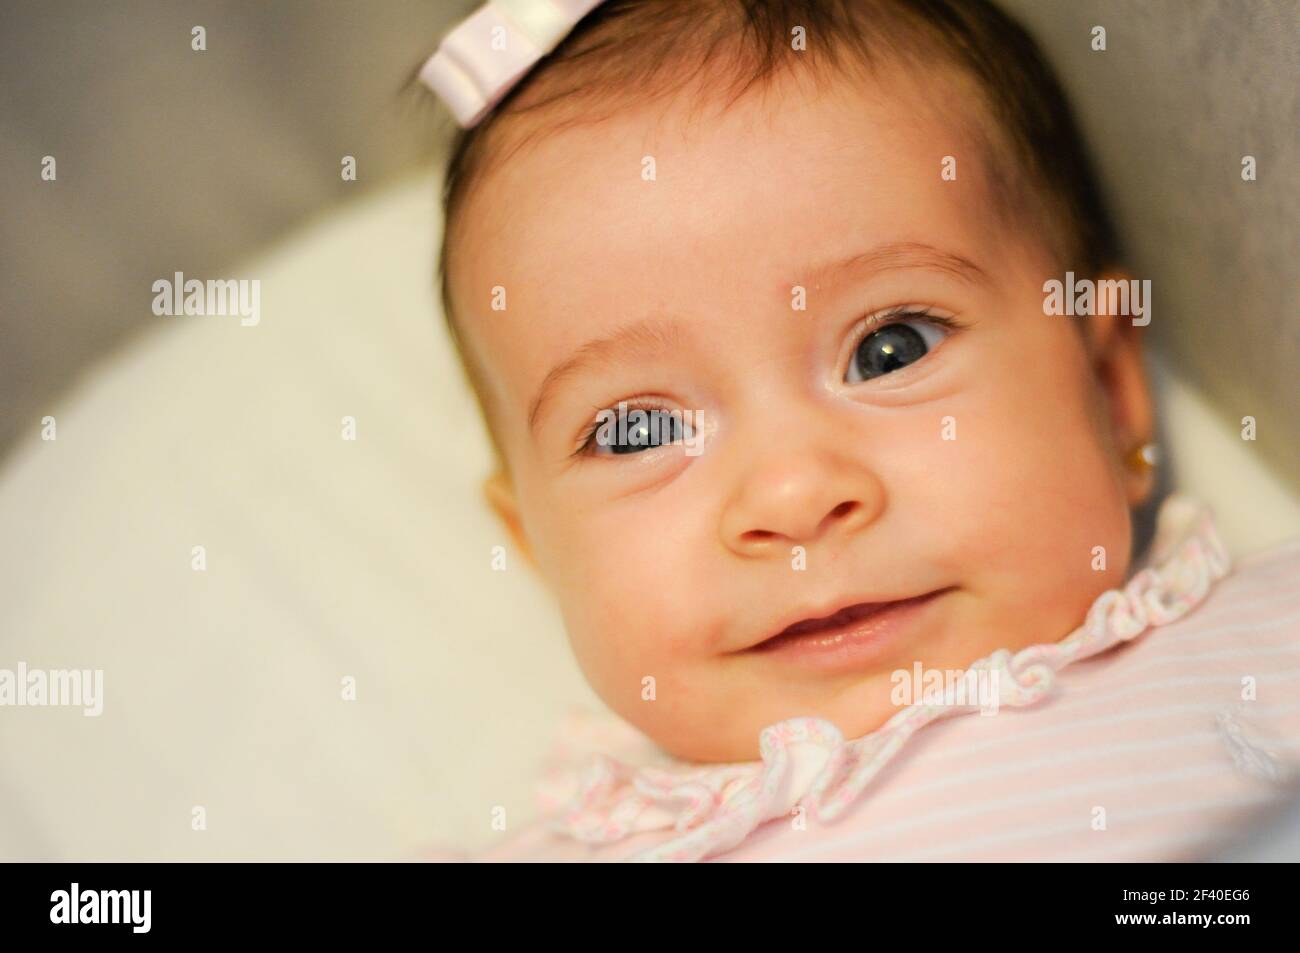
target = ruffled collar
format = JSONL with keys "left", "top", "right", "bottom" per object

{"left": 536, "top": 494, "right": 1231, "bottom": 862}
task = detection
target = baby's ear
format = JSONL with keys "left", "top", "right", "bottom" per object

{"left": 483, "top": 469, "right": 539, "bottom": 570}
{"left": 1080, "top": 268, "right": 1156, "bottom": 506}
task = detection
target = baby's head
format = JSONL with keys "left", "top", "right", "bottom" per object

{"left": 437, "top": 0, "right": 1155, "bottom": 762}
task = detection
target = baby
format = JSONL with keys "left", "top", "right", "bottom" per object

{"left": 422, "top": 0, "right": 1300, "bottom": 861}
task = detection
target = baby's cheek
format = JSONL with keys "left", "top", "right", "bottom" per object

{"left": 562, "top": 606, "right": 701, "bottom": 749}
{"left": 947, "top": 362, "right": 1131, "bottom": 637}
{"left": 544, "top": 507, "right": 705, "bottom": 717}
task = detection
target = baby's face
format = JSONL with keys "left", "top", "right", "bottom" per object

{"left": 452, "top": 67, "right": 1151, "bottom": 762}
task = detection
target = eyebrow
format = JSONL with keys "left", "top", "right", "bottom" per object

{"left": 528, "top": 317, "right": 686, "bottom": 436}
{"left": 792, "top": 241, "right": 990, "bottom": 294}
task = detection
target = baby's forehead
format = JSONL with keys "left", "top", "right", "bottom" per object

{"left": 462, "top": 65, "right": 1008, "bottom": 302}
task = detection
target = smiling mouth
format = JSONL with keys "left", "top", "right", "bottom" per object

{"left": 746, "top": 589, "right": 951, "bottom": 668}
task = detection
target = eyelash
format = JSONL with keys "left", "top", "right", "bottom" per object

{"left": 848, "top": 305, "right": 966, "bottom": 351}
{"left": 570, "top": 307, "right": 967, "bottom": 457}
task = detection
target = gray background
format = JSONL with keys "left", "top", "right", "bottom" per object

{"left": 1, "top": 0, "right": 1296, "bottom": 484}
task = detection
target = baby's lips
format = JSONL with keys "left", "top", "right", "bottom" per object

{"left": 748, "top": 587, "right": 953, "bottom": 651}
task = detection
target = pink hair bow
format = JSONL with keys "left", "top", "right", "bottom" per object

{"left": 420, "top": 0, "right": 607, "bottom": 127}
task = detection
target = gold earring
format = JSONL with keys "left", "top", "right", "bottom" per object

{"left": 1126, "top": 441, "right": 1159, "bottom": 474}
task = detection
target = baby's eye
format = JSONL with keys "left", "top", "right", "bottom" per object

{"left": 845, "top": 315, "right": 949, "bottom": 383}
{"left": 590, "top": 408, "right": 692, "bottom": 456}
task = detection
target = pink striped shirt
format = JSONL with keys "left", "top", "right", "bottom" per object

{"left": 471, "top": 510, "right": 1300, "bottom": 862}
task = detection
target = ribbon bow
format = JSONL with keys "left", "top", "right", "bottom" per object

{"left": 420, "top": 0, "right": 607, "bottom": 127}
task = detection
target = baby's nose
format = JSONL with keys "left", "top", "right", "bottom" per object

{"left": 718, "top": 449, "right": 885, "bottom": 558}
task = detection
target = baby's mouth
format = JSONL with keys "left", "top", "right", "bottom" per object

{"left": 773, "top": 601, "right": 896, "bottom": 639}
{"left": 745, "top": 588, "right": 952, "bottom": 670}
